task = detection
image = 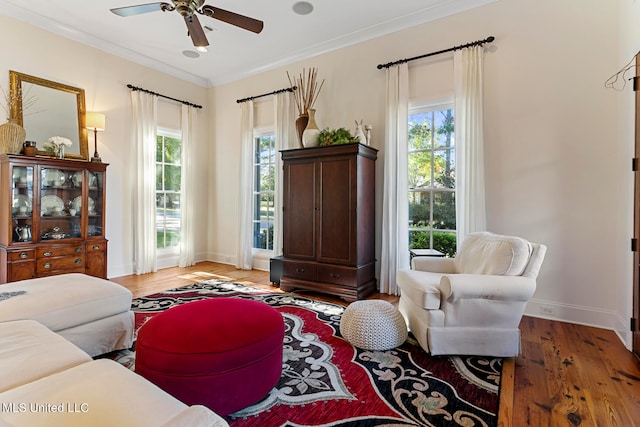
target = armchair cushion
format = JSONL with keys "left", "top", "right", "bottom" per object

{"left": 454, "top": 232, "right": 532, "bottom": 276}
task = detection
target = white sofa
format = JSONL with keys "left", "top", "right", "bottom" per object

{"left": 0, "top": 279, "right": 229, "bottom": 426}
{"left": 397, "top": 232, "right": 546, "bottom": 357}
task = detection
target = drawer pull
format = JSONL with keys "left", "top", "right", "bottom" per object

{"left": 330, "top": 273, "right": 341, "bottom": 280}
{"left": 19, "top": 252, "right": 28, "bottom": 259}
{"left": 92, "top": 245, "right": 100, "bottom": 251}
{"left": 43, "top": 262, "right": 51, "bottom": 269}
{"left": 75, "top": 247, "right": 82, "bottom": 253}
{"left": 74, "top": 258, "right": 82, "bottom": 265}
{"left": 295, "top": 268, "right": 305, "bottom": 274}
{"left": 43, "top": 250, "right": 52, "bottom": 257}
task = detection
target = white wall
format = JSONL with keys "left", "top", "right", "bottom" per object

{"left": 208, "top": 0, "right": 637, "bottom": 347}
{"left": 0, "top": 14, "right": 210, "bottom": 278}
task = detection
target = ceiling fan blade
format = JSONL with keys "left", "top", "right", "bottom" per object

{"left": 200, "top": 5, "right": 263, "bottom": 34}
{"left": 184, "top": 14, "right": 209, "bottom": 47}
{"left": 110, "top": 2, "right": 167, "bottom": 17}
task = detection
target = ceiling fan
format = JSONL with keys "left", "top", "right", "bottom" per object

{"left": 110, "top": 0, "right": 263, "bottom": 50}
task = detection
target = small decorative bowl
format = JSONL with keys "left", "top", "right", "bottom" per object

{"left": 23, "top": 141, "right": 37, "bottom": 156}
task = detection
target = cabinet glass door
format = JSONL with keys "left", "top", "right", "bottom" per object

{"left": 12, "top": 166, "right": 34, "bottom": 243}
{"left": 40, "top": 167, "right": 81, "bottom": 240}
{"left": 88, "top": 171, "right": 104, "bottom": 237}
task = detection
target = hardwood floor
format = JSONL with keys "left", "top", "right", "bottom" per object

{"left": 111, "top": 261, "right": 640, "bottom": 427}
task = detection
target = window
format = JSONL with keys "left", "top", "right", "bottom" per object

{"left": 253, "top": 132, "right": 276, "bottom": 250}
{"left": 156, "top": 131, "right": 181, "bottom": 250}
{"left": 408, "top": 106, "right": 457, "bottom": 256}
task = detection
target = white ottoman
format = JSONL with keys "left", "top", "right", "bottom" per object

{"left": 0, "top": 274, "right": 134, "bottom": 356}
{"left": 340, "top": 299, "right": 408, "bottom": 350}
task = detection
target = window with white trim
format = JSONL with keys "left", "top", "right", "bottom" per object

{"left": 408, "top": 106, "right": 457, "bottom": 256}
{"left": 156, "top": 130, "right": 182, "bottom": 251}
{"left": 253, "top": 132, "right": 276, "bottom": 250}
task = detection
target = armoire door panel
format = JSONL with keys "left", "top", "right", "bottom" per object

{"left": 317, "top": 157, "right": 355, "bottom": 264}
{"left": 283, "top": 160, "right": 316, "bottom": 259}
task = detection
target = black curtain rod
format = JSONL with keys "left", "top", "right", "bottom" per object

{"left": 236, "top": 86, "right": 296, "bottom": 104}
{"left": 376, "top": 36, "right": 495, "bottom": 69}
{"left": 127, "top": 84, "right": 203, "bottom": 109}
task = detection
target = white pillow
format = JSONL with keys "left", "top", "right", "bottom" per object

{"left": 454, "top": 232, "right": 532, "bottom": 276}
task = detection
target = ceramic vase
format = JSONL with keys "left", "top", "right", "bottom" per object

{"left": 302, "top": 108, "right": 320, "bottom": 148}
{"left": 295, "top": 113, "right": 308, "bottom": 148}
{"left": 0, "top": 118, "right": 26, "bottom": 154}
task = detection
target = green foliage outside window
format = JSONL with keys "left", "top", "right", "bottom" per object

{"left": 408, "top": 108, "right": 456, "bottom": 254}
{"left": 410, "top": 231, "right": 457, "bottom": 257}
{"left": 259, "top": 226, "right": 274, "bottom": 250}
{"left": 253, "top": 134, "right": 276, "bottom": 250}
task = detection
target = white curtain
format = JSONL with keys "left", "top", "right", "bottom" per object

{"left": 454, "top": 46, "right": 486, "bottom": 250}
{"left": 273, "top": 91, "right": 297, "bottom": 256}
{"left": 178, "top": 104, "right": 197, "bottom": 267}
{"left": 236, "top": 100, "right": 254, "bottom": 270}
{"left": 379, "top": 63, "right": 409, "bottom": 295}
{"left": 131, "top": 91, "right": 158, "bottom": 275}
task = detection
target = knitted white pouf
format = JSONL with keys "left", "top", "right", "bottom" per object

{"left": 340, "top": 299, "right": 408, "bottom": 351}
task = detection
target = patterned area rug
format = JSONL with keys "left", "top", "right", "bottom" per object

{"left": 109, "top": 280, "right": 502, "bottom": 426}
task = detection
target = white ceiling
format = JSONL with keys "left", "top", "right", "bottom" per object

{"left": 0, "top": 0, "right": 495, "bottom": 87}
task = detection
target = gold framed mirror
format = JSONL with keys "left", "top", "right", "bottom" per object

{"left": 9, "top": 70, "right": 88, "bottom": 161}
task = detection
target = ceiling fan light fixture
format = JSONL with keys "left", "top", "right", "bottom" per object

{"left": 182, "top": 50, "right": 200, "bottom": 58}
{"left": 292, "top": 1, "right": 314, "bottom": 15}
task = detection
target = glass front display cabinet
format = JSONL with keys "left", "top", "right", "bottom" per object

{"left": 0, "top": 154, "right": 108, "bottom": 283}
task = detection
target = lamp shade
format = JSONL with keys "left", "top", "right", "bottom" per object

{"left": 86, "top": 112, "right": 105, "bottom": 131}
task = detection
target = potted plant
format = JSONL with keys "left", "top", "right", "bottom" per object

{"left": 318, "top": 128, "right": 356, "bottom": 146}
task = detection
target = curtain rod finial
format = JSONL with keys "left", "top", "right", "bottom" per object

{"left": 487, "top": 36, "right": 495, "bottom": 42}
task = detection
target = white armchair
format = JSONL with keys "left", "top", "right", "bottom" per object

{"left": 396, "top": 232, "right": 546, "bottom": 357}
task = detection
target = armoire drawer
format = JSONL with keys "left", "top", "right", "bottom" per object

{"left": 282, "top": 260, "right": 317, "bottom": 282}
{"left": 317, "top": 265, "right": 357, "bottom": 287}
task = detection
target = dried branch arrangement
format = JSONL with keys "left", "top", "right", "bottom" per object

{"left": 287, "top": 67, "right": 325, "bottom": 116}
{"left": 1, "top": 84, "right": 38, "bottom": 120}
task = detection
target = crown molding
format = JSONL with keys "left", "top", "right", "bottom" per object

{"left": 209, "top": 0, "right": 498, "bottom": 86}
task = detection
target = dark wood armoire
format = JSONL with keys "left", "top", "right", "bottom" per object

{"left": 279, "top": 142, "right": 377, "bottom": 302}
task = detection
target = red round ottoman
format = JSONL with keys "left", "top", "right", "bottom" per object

{"left": 134, "top": 298, "right": 284, "bottom": 416}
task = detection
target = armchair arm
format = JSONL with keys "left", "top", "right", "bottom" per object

{"left": 440, "top": 274, "right": 537, "bottom": 302}
{"left": 412, "top": 256, "right": 456, "bottom": 273}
